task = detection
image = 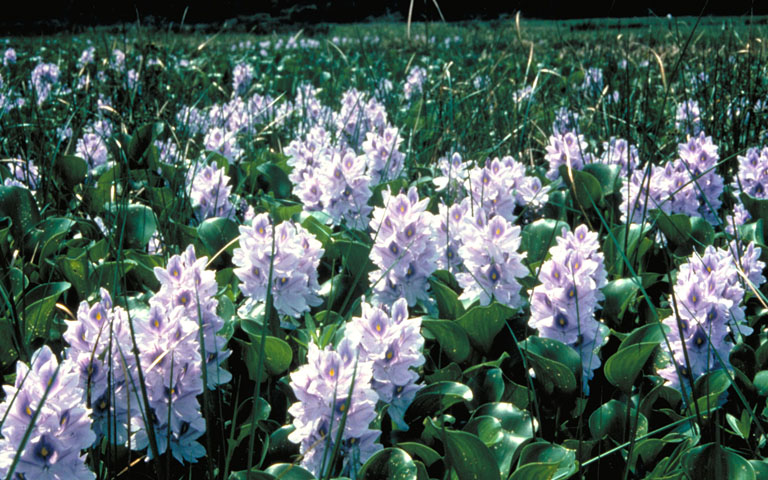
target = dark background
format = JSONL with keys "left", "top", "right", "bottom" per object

{"left": 2, "top": 0, "right": 766, "bottom": 34}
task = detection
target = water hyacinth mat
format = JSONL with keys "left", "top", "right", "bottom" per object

{"left": 3, "top": 15, "right": 768, "bottom": 480}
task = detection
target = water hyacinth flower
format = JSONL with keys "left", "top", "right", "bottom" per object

{"left": 369, "top": 187, "right": 439, "bottom": 306}
{"left": 675, "top": 99, "right": 703, "bottom": 135}
{"left": 76, "top": 132, "right": 110, "bottom": 170}
{"left": 735, "top": 146, "right": 768, "bottom": 199}
{"left": 0, "top": 346, "right": 96, "bottom": 480}
{"left": 676, "top": 131, "right": 723, "bottom": 223}
{"left": 232, "top": 62, "right": 253, "bottom": 96}
{"left": 600, "top": 137, "right": 639, "bottom": 171}
{"left": 3, "top": 47, "right": 16, "bottom": 66}
{"left": 468, "top": 156, "right": 549, "bottom": 222}
{"left": 457, "top": 209, "right": 528, "bottom": 308}
{"left": 658, "top": 243, "right": 764, "bottom": 392}
{"left": 361, "top": 125, "right": 406, "bottom": 185}
{"left": 31, "top": 62, "right": 61, "bottom": 104}
{"left": 234, "top": 213, "right": 324, "bottom": 317}
{"left": 436, "top": 199, "right": 470, "bottom": 273}
{"left": 552, "top": 107, "right": 580, "bottom": 135}
{"left": 204, "top": 126, "right": 241, "bottom": 163}
{"left": 433, "top": 152, "right": 470, "bottom": 200}
{"left": 63, "top": 288, "right": 137, "bottom": 446}
{"left": 288, "top": 340, "right": 381, "bottom": 477}
{"left": 403, "top": 65, "right": 427, "bottom": 101}
{"left": 334, "top": 88, "right": 388, "bottom": 148}
{"left": 345, "top": 298, "right": 424, "bottom": 429}
{"left": 188, "top": 163, "right": 235, "bottom": 221}
{"left": 529, "top": 225, "right": 607, "bottom": 393}
{"left": 544, "top": 131, "right": 592, "bottom": 180}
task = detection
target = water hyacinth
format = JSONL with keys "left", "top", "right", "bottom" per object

{"left": 0, "top": 346, "right": 96, "bottom": 480}
{"left": 288, "top": 340, "right": 381, "bottom": 477}
{"left": 369, "top": 187, "right": 438, "bottom": 306}
{"left": 31, "top": 62, "right": 61, "bottom": 104}
{"left": 735, "top": 146, "right": 768, "bottom": 198}
{"left": 63, "top": 288, "right": 137, "bottom": 446}
{"left": 433, "top": 152, "right": 470, "bottom": 200}
{"left": 544, "top": 131, "right": 592, "bottom": 180}
{"left": 529, "top": 225, "right": 607, "bottom": 393}
{"left": 232, "top": 62, "right": 253, "bottom": 96}
{"left": 361, "top": 125, "right": 406, "bottom": 185}
{"left": 658, "top": 243, "right": 765, "bottom": 392}
{"left": 234, "top": 213, "right": 324, "bottom": 317}
{"left": 468, "top": 155, "right": 549, "bottom": 220}
{"left": 457, "top": 209, "right": 528, "bottom": 308}
{"left": 187, "top": 163, "right": 235, "bottom": 221}
{"left": 345, "top": 298, "right": 424, "bottom": 429}
{"left": 3, "top": 47, "right": 16, "bottom": 66}
{"left": 599, "top": 137, "right": 639, "bottom": 171}
{"left": 403, "top": 65, "right": 427, "bottom": 101}
{"left": 675, "top": 99, "right": 703, "bottom": 135}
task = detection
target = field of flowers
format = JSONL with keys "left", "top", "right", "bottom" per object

{"left": 1, "top": 15, "right": 768, "bottom": 479}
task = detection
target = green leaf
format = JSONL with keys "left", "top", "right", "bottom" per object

{"left": 604, "top": 342, "right": 659, "bottom": 393}
{"left": 90, "top": 260, "right": 136, "bottom": 293}
{"left": 36, "top": 217, "right": 76, "bottom": 263}
{"left": 560, "top": 166, "right": 603, "bottom": 208}
{"left": 396, "top": 442, "right": 441, "bottom": 467}
{"left": 258, "top": 162, "right": 292, "bottom": 198}
{"left": 23, "top": 282, "right": 70, "bottom": 340}
{"left": 654, "top": 212, "right": 691, "bottom": 246}
{"left": 358, "top": 448, "right": 417, "bottom": 480}
{"left": 53, "top": 155, "right": 88, "bottom": 189}
{"left": 422, "top": 319, "right": 471, "bottom": 364}
{"left": 58, "top": 248, "right": 90, "bottom": 298}
{"left": 263, "top": 464, "right": 315, "bottom": 480}
{"left": 198, "top": 217, "right": 239, "bottom": 257}
{"left": 404, "top": 381, "right": 473, "bottom": 426}
{"left": 583, "top": 163, "right": 621, "bottom": 195}
{"left": 241, "top": 335, "right": 293, "bottom": 379}
{"left": 601, "top": 277, "right": 640, "bottom": 325}
{"left": 737, "top": 220, "right": 765, "bottom": 246}
{"left": 741, "top": 193, "right": 768, "bottom": 244}
{"left": 127, "top": 122, "right": 164, "bottom": 166}
{"left": 0, "top": 319, "right": 19, "bottom": 369}
{"left": 682, "top": 444, "right": 755, "bottom": 480}
{"left": 466, "top": 367, "right": 505, "bottom": 408}
{"left": 300, "top": 213, "right": 333, "bottom": 250}
{"left": 455, "top": 302, "right": 515, "bottom": 352}
{"left": 334, "top": 240, "right": 374, "bottom": 277}
{"left": 603, "top": 223, "right": 652, "bottom": 276}
{"left": 753, "top": 370, "right": 768, "bottom": 396}
{"left": 690, "top": 216, "right": 715, "bottom": 248}
{"left": 444, "top": 429, "right": 501, "bottom": 480}
{"left": 0, "top": 185, "right": 41, "bottom": 244}
{"left": 429, "top": 276, "right": 465, "bottom": 320}
{"left": 521, "top": 219, "right": 569, "bottom": 266}
{"left": 589, "top": 399, "right": 648, "bottom": 441}
{"left": 511, "top": 442, "right": 577, "bottom": 480}
{"left": 464, "top": 415, "right": 504, "bottom": 446}
{"left": 475, "top": 403, "right": 537, "bottom": 476}
{"left": 520, "top": 337, "right": 581, "bottom": 394}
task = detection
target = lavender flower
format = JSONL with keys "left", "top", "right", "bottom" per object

{"left": 457, "top": 209, "right": 528, "bottom": 308}
{"left": 658, "top": 243, "right": 761, "bottom": 392}
{"left": 76, "top": 133, "right": 109, "bottom": 170}
{"left": 600, "top": 137, "right": 639, "bottom": 171}
{"left": 361, "top": 126, "right": 406, "bottom": 185}
{"left": 3, "top": 47, "right": 16, "bottom": 66}
{"left": 404, "top": 66, "right": 427, "bottom": 101}
{"left": 468, "top": 156, "right": 550, "bottom": 220}
{"left": 30, "top": 62, "right": 60, "bottom": 105}
{"left": 234, "top": 213, "right": 324, "bottom": 317}
{"left": 203, "top": 127, "right": 241, "bottom": 163}
{"left": 288, "top": 340, "right": 380, "bottom": 476}
{"left": 529, "top": 225, "right": 607, "bottom": 393}
{"left": 345, "top": 298, "right": 424, "bottom": 429}
{"left": 78, "top": 46, "right": 95, "bottom": 68}
{"left": 552, "top": 107, "right": 580, "bottom": 135}
{"left": 0, "top": 346, "right": 96, "bottom": 480}
{"left": 544, "top": 131, "right": 592, "bottom": 180}
{"left": 187, "top": 163, "right": 235, "bottom": 221}
{"left": 63, "top": 288, "right": 137, "bottom": 446}
{"left": 675, "top": 99, "right": 703, "bottom": 135}
{"left": 433, "top": 152, "right": 470, "bottom": 200}
{"left": 735, "top": 146, "right": 768, "bottom": 199}
{"left": 369, "top": 187, "right": 439, "bottom": 306}
{"left": 232, "top": 62, "right": 253, "bottom": 96}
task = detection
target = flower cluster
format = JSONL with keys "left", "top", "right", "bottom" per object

{"left": 735, "top": 146, "right": 768, "bottom": 198}
{"left": 334, "top": 88, "right": 388, "bottom": 148}
{"left": 404, "top": 65, "right": 427, "bottom": 101}
{"left": 187, "top": 163, "right": 235, "bottom": 221}
{"left": 600, "top": 137, "right": 639, "bottom": 171}
{"left": 361, "top": 125, "right": 406, "bottom": 185}
{"left": 0, "top": 346, "right": 96, "bottom": 480}
{"left": 544, "top": 131, "right": 592, "bottom": 180}
{"left": 369, "top": 187, "right": 438, "bottom": 306}
{"left": 468, "top": 156, "right": 549, "bottom": 220}
{"left": 675, "top": 99, "right": 703, "bottom": 135}
{"left": 552, "top": 107, "right": 580, "bottom": 135}
{"left": 529, "top": 225, "right": 607, "bottom": 393}
{"left": 234, "top": 213, "right": 324, "bottom": 317}
{"left": 3, "top": 158, "right": 39, "bottom": 190}
{"left": 232, "top": 62, "right": 253, "bottom": 96}
{"left": 31, "top": 62, "right": 61, "bottom": 104}
{"left": 345, "top": 298, "right": 424, "bottom": 429}
{"left": 63, "top": 288, "right": 137, "bottom": 446}
{"left": 288, "top": 340, "right": 380, "bottom": 477}
{"left": 658, "top": 242, "right": 765, "bottom": 392}
{"left": 3, "top": 47, "right": 16, "bottom": 66}
{"left": 433, "top": 152, "right": 470, "bottom": 200}
{"left": 457, "top": 210, "right": 528, "bottom": 308}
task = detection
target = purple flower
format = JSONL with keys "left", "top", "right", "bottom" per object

{"left": 369, "top": 187, "right": 439, "bottom": 306}
{"left": 433, "top": 152, "right": 469, "bottom": 199}
{"left": 187, "top": 163, "right": 235, "bottom": 221}
{"left": 457, "top": 210, "right": 528, "bottom": 308}
{"left": 204, "top": 127, "right": 241, "bottom": 163}
{"left": 404, "top": 66, "right": 427, "bottom": 101}
{"left": 288, "top": 340, "right": 380, "bottom": 477}
{"left": 234, "top": 213, "right": 324, "bottom": 317}
{"left": 544, "top": 131, "right": 592, "bottom": 180}
{"left": 3, "top": 47, "right": 16, "bottom": 66}
{"left": 362, "top": 126, "right": 406, "bottom": 185}
{"left": 232, "top": 62, "right": 254, "bottom": 96}
{"left": 675, "top": 99, "right": 703, "bottom": 135}
{"left": 78, "top": 46, "right": 95, "bottom": 67}
{"left": 529, "top": 225, "right": 607, "bottom": 393}
{"left": 0, "top": 346, "right": 96, "bottom": 480}
{"left": 735, "top": 146, "right": 768, "bottom": 199}
{"left": 468, "top": 156, "right": 550, "bottom": 220}
{"left": 552, "top": 107, "right": 580, "bottom": 135}
{"left": 600, "top": 137, "right": 639, "bottom": 171}
{"left": 345, "top": 298, "right": 424, "bottom": 429}
{"left": 76, "top": 133, "right": 109, "bottom": 170}
{"left": 30, "top": 62, "right": 60, "bottom": 104}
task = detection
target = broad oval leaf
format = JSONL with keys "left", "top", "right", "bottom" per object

{"left": 422, "top": 319, "right": 471, "bottom": 363}
{"left": 404, "top": 381, "right": 473, "bottom": 425}
{"left": 358, "top": 448, "right": 417, "bottom": 480}
{"left": 521, "top": 219, "right": 569, "bottom": 266}
{"left": 456, "top": 302, "right": 515, "bottom": 352}
{"left": 682, "top": 443, "right": 755, "bottom": 480}
{"left": 444, "top": 429, "right": 501, "bottom": 480}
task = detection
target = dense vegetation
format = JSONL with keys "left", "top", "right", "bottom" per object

{"left": 2, "top": 15, "right": 768, "bottom": 480}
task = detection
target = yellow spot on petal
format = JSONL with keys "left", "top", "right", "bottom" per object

{"left": 386, "top": 351, "right": 393, "bottom": 360}
{"left": 25, "top": 406, "right": 32, "bottom": 416}
{"left": 40, "top": 447, "right": 49, "bottom": 458}
{"left": 376, "top": 324, "right": 381, "bottom": 332}
{"left": 329, "top": 368, "right": 335, "bottom": 377}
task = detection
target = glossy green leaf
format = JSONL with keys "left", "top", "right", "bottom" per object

{"left": 521, "top": 219, "right": 570, "bottom": 266}
{"left": 358, "top": 448, "right": 417, "bottom": 480}
{"left": 511, "top": 442, "right": 577, "bottom": 480}
{"left": 583, "top": 163, "right": 621, "bottom": 195}
{"left": 690, "top": 216, "right": 714, "bottom": 248}
{"left": 429, "top": 275, "right": 465, "bottom": 320}
{"left": 444, "top": 429, "right": 501, "bottom": 480}
{"left": 36, "top": 217, "right": 75, "bottom": 263}
{"left": 58, "top": 248, "right": 90, "bottom": 298}
{"left": 241, "top": 335, "right": 293, "bottom": 379}
{"left": 654, "top": 212, "right": 691, "bottom": 246}
{"left": 0, "top": 185, "right": 40, "bottom": 243}
{"left": 404, "top": 381, "right": 473, "bottom": 426}
{"left": 464, "top": 415, "right": 504, "bottom": 446}
{"left": 90, "top": 260, "right": 136, "bottom": 293}
{"left": 475, "top": 402, "right": 536, "bottom": 476}
{"left": 127, "top": 122, "right": 164, "bottom": 166}
{"left": 604, "top": 342, "right": 658, "bottom": 393}
{"left": 741, "top": 193, "right": 768, "bottom": 244}
{"left": 263, "top": 464, "right": 315, "bottom": 480}
{"left": 198, "top": 217, "right": 239, "bottom": 257}
{"left": 456, "top": 302, "right": 515, "bottom": 352}
{"left": 258, "top": 162, "right": 292, "bottom": 198}
{"left": 466, "top": 367, "right": 505, "bottom": 408}
{"left": 589, "top": 399, "right": 648, "bottom": 441}
{"left": 753, "top": 370, "right": 768, "bottom": 396}
{"left": 601, "top": 277, "right": 640, "bottom": 325}
{"left": 54, "top": 155, "right": 88, "bottom": 189}
{"left": 23, "top": 281, "right": 70, "bottom": 340}
{"left": 560, "top": 166, "right": 603, "bottom": 208}
{"left": 422, "top": 319, "right": 471, "bottom": 364}
{"left": 521, "top": 336, "right": 581, "bottom": 394}
{"left": 682, "top": 444, "right": 755, "bottom": 480}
